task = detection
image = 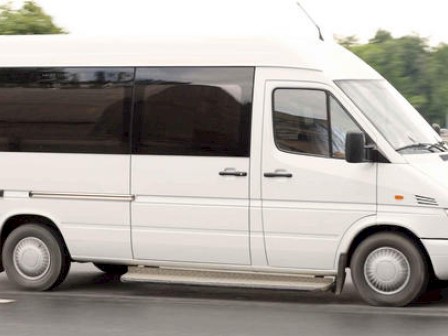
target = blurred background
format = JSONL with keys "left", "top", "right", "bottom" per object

{"left": 1, "top": 0, "right": 448, "bottom": 131}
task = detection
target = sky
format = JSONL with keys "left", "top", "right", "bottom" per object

{"left": 3, "top": 0, "right": 448, "bottom": 45}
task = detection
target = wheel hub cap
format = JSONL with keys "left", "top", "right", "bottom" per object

{"left": 364, "top": 247, "right": 410, "bottom": 295}
{"left": 13, "top": 237, "right": 51, "bottom": 280}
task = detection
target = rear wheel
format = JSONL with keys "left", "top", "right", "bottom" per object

{"left": 350, "top": 232, "right": 428, "bottom": 306}
{"left": 2, "top": 224, "right": 71, "bottom": 291}
{"left": 94, "top": 263, "right": 127, "bottom": 275}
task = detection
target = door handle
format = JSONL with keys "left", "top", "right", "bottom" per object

{"left": 264, "top": 172, "right": 293, "bottom": 178}
{"left": 219, "top": 171, "right": 247, "bottom": 177}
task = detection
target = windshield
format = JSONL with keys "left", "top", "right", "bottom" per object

{"left": 336, "top": 79, "right": 442, "bottom": 153}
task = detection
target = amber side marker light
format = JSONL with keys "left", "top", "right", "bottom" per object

{"left": 395, "top": 195, "right": 404, "bottom": 201}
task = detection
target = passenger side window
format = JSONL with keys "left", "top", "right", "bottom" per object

{"left": 0, "top": 68, "right": 134, "bottom": 154}
{"left": 273, "top": 88, "right": 362, "bottom": 159}
{"left": 134, "top": 67, "right": 254, "bottom": 157}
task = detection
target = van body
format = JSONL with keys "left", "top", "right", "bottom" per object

{"left": 0, "top": 35, "right": 447, "bottom": 306}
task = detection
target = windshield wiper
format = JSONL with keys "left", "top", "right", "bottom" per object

{"left": 396, "top": 143, "right": 437, "bottom": 153}
{"left": 428, "top": 141, "right": 448, "bottom": 152}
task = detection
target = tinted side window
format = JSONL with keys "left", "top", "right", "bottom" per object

{"left": 0, "top": 68, "right": 134, "bottom": 154}
{"left": 273, "top": 89, "right": 330, "bottom": 156}
{"left": 134, "top": 67, "right": 254, "bottom": 157}
{"left": 273, "top": 89, "right": 362, "bottom": 158}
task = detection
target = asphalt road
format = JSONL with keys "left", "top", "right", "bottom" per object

{"left": 1, "top": 263, "right": 448, "bottom": 336}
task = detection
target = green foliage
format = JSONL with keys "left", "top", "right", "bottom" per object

{"left": 369, "top": 29, "right": 392, "bottom": 44}
{"left": 0, "top": 1, "right": 65, "bottom": 35}
{"left": 341, "top": 30, "right": 448, "bottom": 125}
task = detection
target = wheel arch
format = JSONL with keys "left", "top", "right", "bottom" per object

{"left": 0, "top": 213, "right": 71, "bottom": 272}
{"left": 340, "top": 224, "right": 434, "bottom": 277}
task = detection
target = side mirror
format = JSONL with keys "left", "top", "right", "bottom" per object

{"left": 345, "top": 131, "right": 366, "bottom": 163}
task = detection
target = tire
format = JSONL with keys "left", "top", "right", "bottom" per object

{"left": 2, "top": 224, "right": 71, "bottom": 291}
{"left": 94, "top": 263, "right": 127, "bottom": 275}
{"left": 350, "top": 232, "right": 428, "bottom": 307}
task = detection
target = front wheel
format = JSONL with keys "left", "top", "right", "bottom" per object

{"left": 2, "top": 224, "right": 71, "bottom": 291}
{"left": 350, "top": 232, "right": 428, "bottom": 306}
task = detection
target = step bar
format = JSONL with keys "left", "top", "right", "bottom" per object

{"left": 121, "top": 266, "right": 335, "bottom": 292}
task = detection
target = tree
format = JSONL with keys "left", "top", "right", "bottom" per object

{"left": 0, "top": 1, "right": 65, "bottom": 35}
{"left": 369, "top": 29, "right": 392, "bottom": 44}
{"left": 427, "top": 44, "right": 448, "bottom": 124}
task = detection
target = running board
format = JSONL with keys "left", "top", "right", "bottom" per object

{"left": 121, "top": 266, "right": 335, "bottom": 292}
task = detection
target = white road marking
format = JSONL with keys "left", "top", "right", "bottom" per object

{"left": 0, "top": 299, "right": 15, "bottom": 304}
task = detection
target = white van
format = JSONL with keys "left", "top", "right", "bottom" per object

{"left": 0, "top": 35, "right": 447, "bottom": 307}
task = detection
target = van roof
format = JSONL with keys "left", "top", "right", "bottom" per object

{"left": 0, "top": 35, "right": 381, "bottom": 80}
